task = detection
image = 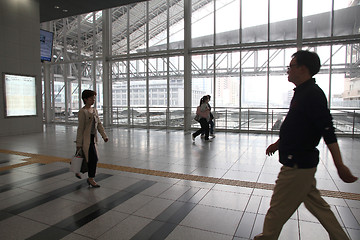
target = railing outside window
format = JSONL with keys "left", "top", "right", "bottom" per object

{"left": 58, "top": 106, "right": 358, "bottom": 137}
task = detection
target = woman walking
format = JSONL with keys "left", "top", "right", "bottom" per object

{"left": 76, "top": 90, "right": 108, "bottom": 187}
{"left": 192, "top": 95, "right": 211, "bottom": 142}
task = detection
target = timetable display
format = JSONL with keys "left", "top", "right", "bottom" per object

{"left": 3, "top": 73, "right": 37, "bottom": 117}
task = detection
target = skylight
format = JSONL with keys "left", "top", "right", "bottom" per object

{"left": 85, "top": 11, "right": 102, "bottom": 23}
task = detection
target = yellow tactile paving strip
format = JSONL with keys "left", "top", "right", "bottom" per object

{"left": 1, "top": 149, "right": 359, "bottom": 201}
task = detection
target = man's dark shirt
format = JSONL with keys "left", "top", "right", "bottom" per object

{"left": 279, "top": 78, "right": 337, "bottom": 168}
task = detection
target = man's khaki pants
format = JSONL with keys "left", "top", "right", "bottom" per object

{"left": 254, "top": 166, "right": 349, "bottom": 240}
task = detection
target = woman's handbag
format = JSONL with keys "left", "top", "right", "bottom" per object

{"left": 80, "top": 158, "right": 88, "bottom": 173}
{"left": 70, "top": 149, "right": 84, "bottom": 173}
{"left": 194, "top": 114, "right": 200, "bottom": 122}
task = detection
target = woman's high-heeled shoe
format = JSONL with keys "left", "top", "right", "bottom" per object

{"left": 87, "top": 179, "right": 100, "bottom": 188}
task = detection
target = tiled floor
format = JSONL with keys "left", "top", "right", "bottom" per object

{"left": 0, "top": 124, "right": 359, "bottom": 240}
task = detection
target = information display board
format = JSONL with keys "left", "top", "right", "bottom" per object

{"left": 40, "top": 29, "right": 54, "bottom": 62}
{"left": 3, "top": 73, "right": 37, "bottom": 117}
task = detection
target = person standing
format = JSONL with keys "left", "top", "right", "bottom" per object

{"left": 192, "top": 95, "right": 211, "bottom": 142}
{"left": 207, "top": 95, "right": 215, "bottom": 137}
{"left": 254, "top": 50, "right": 357, "bottom": 240}
{"left": 201, "top": 95, "right": 215, "bottom": 138}
{"left": 76, "top": 90, "right": 109, "bottom": 187}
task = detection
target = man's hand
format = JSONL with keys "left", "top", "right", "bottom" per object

{"left": 327, "top": 142, "right": 358, "bottom": 183}
{"left": 337, "top": 164, "right": 358, "bottom": 183}
{"left": 266, "top": 139, "right": 279, "bottom": 156}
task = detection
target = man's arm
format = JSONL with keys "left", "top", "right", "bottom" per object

{"left": 266, "top": 139, "right": 280, "bottom": 156}
{"left": 327, "top": 142, "right": 358, "bottom": 183}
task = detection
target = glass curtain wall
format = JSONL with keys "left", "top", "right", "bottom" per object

{"left": 41, "top": 0, "right": 360, "bottom": 136}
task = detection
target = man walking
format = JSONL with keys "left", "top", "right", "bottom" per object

{"left": 254, "top": 50, "right": 358, "bottom": 240}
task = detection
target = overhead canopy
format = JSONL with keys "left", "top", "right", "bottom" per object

{"left": 39, "top": 0, "right": 147, "bottom": 22}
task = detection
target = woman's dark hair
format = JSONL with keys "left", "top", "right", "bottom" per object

{"left": 82, "top": 90, "right": 96, "bottom": 104}
{"left": 199, "top": 95, "right": 209, "bottom": 106}
{"left": 292, "top": 50, "right": 321, "bottom": 76}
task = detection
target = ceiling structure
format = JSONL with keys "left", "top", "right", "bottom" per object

{"left": 39, "top": 0, "right": 147, "bottom": 22}
{"left": 41, "top": 0, "right": 211, "bottom": 59}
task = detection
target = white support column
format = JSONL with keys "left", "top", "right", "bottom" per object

{"left": 77, "top": 16, "right": 82, "bottom": 112}
{"left": 127, "top": 6, "right": 131, "bottom": 125}
{"left": 297, "top": 0, "right": 303, "bottom": 50}
{"left": 63, "top": 19, "right": 70, "bottom": 122}
{"left": 213, "top": 1, "right": 216, "bottom": 119}
{"left": 166, "top": 0, "right": 170, "bottom": 127}
{"left": 184, "top": 0, "right": 192, "bottom": 131}
{"left": 266, "top": 0, "right": 270, "bottom": 132}
{"left": 102, "top": 9, "right": 112, "bottom": 127}
{"left": 239, "top": 0, "right": 243, "bottom": 130}
{"left": 43, "top": 21, "right": 52, "bottom": 123}
{"left": 92, "top": 13, "right": 97, "bottom": 106}
{"left": 146, "top": 2, "right": 150, "bottom": 127}
{"left": 44, "top": 61, "right": 51, "bottom": 123}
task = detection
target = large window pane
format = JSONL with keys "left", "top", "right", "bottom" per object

{"left": 192, "top": 54, "right": 213, "bottom": 107}
{"left": 270, "top": 0, "right": 297, "bottom": 41}
{"left": 112, "top": 6, "right": 128, "bottom": 55}
{"left": 79, "top": 12, "right": 103, "bottom": 58}
{"left": 129, "top": 59, "right": 146, "bottom": 125}
{"left": 340, "top": 43, "right": 360, "bottom": 107}
{"left": 169, "top": 0, "right": 184, "bottom": 50}
{"left": 241, "top": 49, "right": 268, "bottom": 130}
{"left": 303, "top": 0, "right": 332, "bottom": 38}
{"left": 192, "top": 54, "right": 213, "bottom": 127}
{"left": 112, "top": 61, "right": 128, "bottom": 125}
{"left": 169, "top": 56, "right": 184, "bottom": 107}
{"left": 54, "top": 80, "right": 65, "bottom": 122}
{"left": 70, "top": 82, "right": 79, "bottom": 123}
{"left": 334, "top": 1, "right": 360, "bottom": 36}
{"left": 148, "top": 1, "right": 167, "bottom": 49}
{"left": 192, "top": 0, "right": 214, "bottom": 47}
{"left": 269, "top": 48, "right": 296, "bottom": 108}
{"left": 129, "top": 2, "right": 146, "bottom": 53}
{"left": 112, "top": 61, "right": 128, "bottom": 107}
{"left": 149, "top": 78, "right": 167, "bottom": 107}
{"left": 215, "top": 0, "right": 240, "bottom": 45}
{"left": 215, "top": 52, "right": 240, "bottom": 108}
{"left": 242, "top": 0, "right": 268, "bottom": 43}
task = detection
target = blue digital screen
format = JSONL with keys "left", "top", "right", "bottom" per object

{"left": 40, "top": 29, "right": 54, "bottom": 62}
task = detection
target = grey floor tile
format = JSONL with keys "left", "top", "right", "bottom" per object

{"left": 199, "top": 189, "right": 250, "bottom": 211}
{"left": 347, "top": 228, "right": 360, "bottom": 240}
{"left": 278, "top": 219, "right": 299, "bottom": 240}
{"left": 60, "top": 233, "right": 94, "bottom": 240}
{"left": 0, "top": 190, "right": 43, "bottom": 210}
{"left": 336, "top": 205, "right": 360, "bottom": 229}
{"left": 180, "top": 204, "right": 242, "bottom": 235}
{"left": 212, "top": 184, "right": 253, "bottom": 195}
{"left": 0, "top": 215, "right": 49, "bottom": 239}
{"left": 222, "top": 170, "right": 260, "bottom": 182}
{"left": 18, "top": 198, "right": 90, "bottom": 225}
{"left": 245, "top": 195, "right": 262, "bottom": 213}
{"left": 97, "top": 215, "right": 152, "bottom": 240}
{"left": 166, "top": 225, "right": 233, "bottom": 240}
{"left": 133, "top": 197, "right": 175, "bottom": 219}
{"left": 113, "top": 194, "right": 154, "bottom": 214}
{"left": 251, "top": 213, "right": 265, "bottom": 239}
{"left": 158, "top": 184, "right": 194, "bottom": 201}
{"left": 234, "top": 212, "right": 256, "bottom": 239}
{"left": 299, "top": 221, "right": 332, "bottom": 240}
{"left": 74, "top": 210, "right": 129, "bottom": 238}
{"left": 350, "top": 207, "right": 360, "bottom": 224}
